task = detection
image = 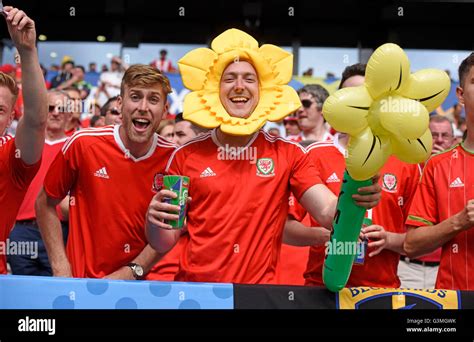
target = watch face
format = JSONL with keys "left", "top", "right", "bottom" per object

{"left": 135, "top": 265, "right": 144, "bottom": 277}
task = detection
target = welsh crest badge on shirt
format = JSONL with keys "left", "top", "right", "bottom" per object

{"left": 256, "top": 158, "right": 275, "bottom": 177}
{"left": 382, "top": 173, "right": 398, "bottom": 193}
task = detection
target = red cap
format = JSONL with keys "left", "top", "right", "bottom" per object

{"left": 0, "top": 64, "right": 15, "bottom": 74}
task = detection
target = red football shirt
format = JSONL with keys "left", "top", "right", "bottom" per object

{"left": 0, "top": 136, "right": 41, "bottom": 273}
{"left": 43, "top": 125, "right": 175, "bottom": 278}
{"left": 290, "top": 135, "right": 420, "bottom": 288}
{"left": 166, "top": 129, "right": 322, "bottom": 284}
{"left": 407, "top": 143, "right": 474, "bottom": 290}
{"left": 17, "top": 138, "right": 68, "bottom": 220}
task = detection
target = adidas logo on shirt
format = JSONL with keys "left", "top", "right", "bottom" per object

{"left": 94, "top": 167, "right": 110, "bottom": 179}
{"left": 326, "top": 172, "right": 340, "bottom": 183}
{"left": 200, "top": 167, "right": 216, "bottom": 178}
{"left": 449, "top": 177, "right": 464, "bottom": 188}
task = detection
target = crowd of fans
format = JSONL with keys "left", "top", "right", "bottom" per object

{"left": 1, "top": 6, "right": 472, "bottom": 292}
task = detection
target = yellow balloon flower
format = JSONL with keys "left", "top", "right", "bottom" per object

{"left": 323, "top": 43, "right": 450, "bottom": 180}
{"left": 177, "top": 28, "right": 301, "bottom": 136}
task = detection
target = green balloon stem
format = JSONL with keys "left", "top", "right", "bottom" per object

{"left": 323, "top": 170, "right": 372, "bottom": 292}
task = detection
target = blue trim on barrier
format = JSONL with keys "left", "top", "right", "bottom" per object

{"left": 0, "top": 275, "right": 234, "bottom": 309}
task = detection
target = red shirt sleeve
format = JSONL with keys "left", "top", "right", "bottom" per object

{"left": 289, "top": 145, "right": 322, "bottom": 200}
{"left": 288, "top": 193, "right": 307, "bottom": 221}
{"left": 406, "top": 160, "right": 437, "bottom": 228}
{"left": 43, "top": 140, "right": 79, "bottom": 200}
{"left": 4, "top": 139, "right": 41, "bottom": 190}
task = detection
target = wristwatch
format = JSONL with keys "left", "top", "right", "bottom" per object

{"left": 127, "top": 263, "right": 144, "bottom": 280}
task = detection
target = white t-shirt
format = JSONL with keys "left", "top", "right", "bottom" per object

{"left": 97, "top": 71, "right": 124, "bottom": 106}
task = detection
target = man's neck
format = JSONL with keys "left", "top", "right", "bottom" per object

{"left": 463, "top": 129, "right": 474, "bottom": 151}
{"left": 302, "top": 123, "right": 328, "bottom": 142}
{"left": 65, "top": 119, "right": 80, "bottom": 132}
{"left": 119, "top": 125, "right": 153, "bottom": 159}
{"left": 338, "top": 133, "right": 349, "bottom": 149}
{"left": 215, "top": 128, "right": 255, "bottom": 148}
{"left": 45, "top": 128, "right": 66, "bottom": 142}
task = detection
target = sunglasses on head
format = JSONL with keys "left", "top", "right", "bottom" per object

{"left": 301, "top": 99, "right": 315, "bottom": 109}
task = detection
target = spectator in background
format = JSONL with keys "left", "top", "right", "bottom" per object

{"left": 302, "top": 68, "right": 313, "bottom": 77}
{"left": 283, "top": 114, "right": 301, "bottom": 141}
{"left": 92, "top": 102, "right": 101, "bottom": 116}
{"left": 63, "top": 87, "right": 82, "bottom": 136}
{"left": 429, "top": 115, "right": 455, "bottom": 155}
{"left": 50, "top": 56, "right": 74, "bottom": 89}
{"left": 90, "top": 114, "right": 105, "bottom": 128}
{"left": 295, "top": 84, "right": 332, "bottom": 142}
{"left": 57, "top": 65, "right": 92, "bottom": 100}
{"left": 172, "top": 112, "right": 208, "bottom": 146}
{"left": 151, "top": 49, "right": 176, "bottom": 73}
{"left": 96, "top": 56, "right": 128, "bottom": 106}
{"left": 100, "top": 96, "right": 122, "bottom": 126}
{"left": 157, "top": 119, "right": 174, "bottom": 141}
{"left": 88, "top": 62, "right": 98, "bottom": 74}
{"left": 8, "top": 90, "right": 71, "bottom": 275}
{"left": 101, "top": 64, "right": 109, "bottom": 72}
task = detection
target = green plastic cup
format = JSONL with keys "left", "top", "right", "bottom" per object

{"left": 163, "top": 175, "right": 189, "bottom": 229}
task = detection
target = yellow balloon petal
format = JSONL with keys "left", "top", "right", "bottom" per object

{"left": 400, "top": 69, "right": 451, "bottom": 113}
{"left": 347, "top": 128, "right": 391, "bottom": 181}
{"left": 258, "top": 44, "right": 293, "bottom": 84}
{"left": 211, "top": 28, "right": 259, "bottom": 54}
{"left": 391, "top": 128, "right": 432, "bottom": 163}
{"left": 372, "top": 95, "right": 428, "bottom": 139}
{"left": 323, "top": 85, "right": 371, "bottom": 136}
{"left": 178, "top": 48, "right": 218, "bottom": 91}
{"left": 366, "top": 43, "right": 410, "bottom": 99}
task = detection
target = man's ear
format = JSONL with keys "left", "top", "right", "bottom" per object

{"left": 456, "top": 86, "right": 465, "bottom": 106}
{"left": 116, "top": 95, "right": 123, "bottom": 111}
{"left": 162, "top": 101, "right": 170, "bottom": 120}
{"left": 7, "top": 110, "right": 14, "bottom": 129}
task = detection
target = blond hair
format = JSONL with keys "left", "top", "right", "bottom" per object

{"left": 0, "top": 72, "right": 19, "bottom": 106}
{"left": 121, "top": 64, "right": 172, "bottom": 98}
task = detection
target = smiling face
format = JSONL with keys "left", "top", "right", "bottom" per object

{"left": 457, "top": 65, "right": 474, "bottom": 132}
{"left": 219, "top": 61, "right": 259, "bottom": 119}
{"left": 119, "top": 85, "right": 168, "bottom": 144}
{"left": 47, "top": 92, "right": 71, "bottom": 133}
{"left": 296, "top": 92, "right": 322, "bottom": 131}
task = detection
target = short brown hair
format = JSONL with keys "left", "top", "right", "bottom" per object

{"left": 339, "top": 63, "right": 366, "bottom": 90}
{"left": 121, "top": 64, "right": 172, "bottom": 98}
{"left": 458, "top": 53, "right": 474, "bottom": 87}
{"left": 0, "top": 71, "right": 19, "bottom": 105}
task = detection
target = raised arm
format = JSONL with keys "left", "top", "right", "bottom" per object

{"left": 4, "top": 6, "right": 47, "bottom": 165}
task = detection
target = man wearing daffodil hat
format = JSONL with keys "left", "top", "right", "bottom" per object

{"left": 146, "top": 29, "right": 381, "bottom": 284}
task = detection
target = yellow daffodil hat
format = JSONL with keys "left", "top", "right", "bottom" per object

{"left": 178, "top": 28, "right": 301, "bottom": 136}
